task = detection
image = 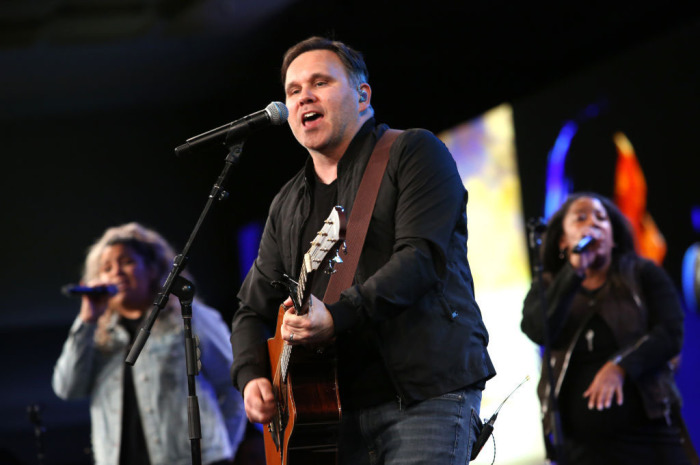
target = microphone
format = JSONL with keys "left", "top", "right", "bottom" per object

{"left": 174, "top": 101, "right": 289, "bottom": 157}
{"left": 61, "top": 284, "right": 118, "bottom": 297}
{"left": 572, "top": 235, "right": 596, "bottom": 254}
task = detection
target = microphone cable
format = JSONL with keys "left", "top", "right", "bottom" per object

{"left": 470, "top": 375, "right": 531, "bottom": 463}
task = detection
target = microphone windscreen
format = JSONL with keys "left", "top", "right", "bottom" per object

{"left": 266, "top": 101, "right": 289, "bottom": 125}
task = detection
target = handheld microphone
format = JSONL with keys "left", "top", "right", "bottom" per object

{"left": 174, "top": 101, "right": 289, "bottom": 157}
{"left": 61, "top": 284, "right": 118, "bottom": 297}
{"left": 572, "top": 235, "right": 596, "bottom": 254}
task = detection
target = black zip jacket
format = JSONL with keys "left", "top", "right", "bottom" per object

{"left": 231, "top": 119, "right": 495, "bottom": 404}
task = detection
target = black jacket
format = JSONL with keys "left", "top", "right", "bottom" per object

{"left": 231, "top": 119, "right": 495, "bottom": 404}
{"left": 521, "top": 258, "right": 685, "bottom": 432}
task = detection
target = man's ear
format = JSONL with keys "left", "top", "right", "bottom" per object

{"left": 358, "top": 83, "right": 371, "bottom": 107}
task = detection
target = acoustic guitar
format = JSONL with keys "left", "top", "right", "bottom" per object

{"left": 265, "top": 206, "right": 347, "bottom": 465}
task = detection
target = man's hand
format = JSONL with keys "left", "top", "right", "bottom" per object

{"left": 243, "top": 377, "right": 276, "bottom": 424}
{"left": 281, "top": 294, "right": 335, "bottom": 345}
{"left": 583, "top": 360, "right": 625, "bottom": 410}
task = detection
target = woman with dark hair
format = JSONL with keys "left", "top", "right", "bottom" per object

{"left": 521, "top": 193, "right": 696, "bottom": 465}
{"left": 52, "top": 223, "right": 247, "bottom": 465}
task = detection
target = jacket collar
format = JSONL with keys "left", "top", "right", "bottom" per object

{"left": 302, "top": 118, "right": 382, "bottom": 183}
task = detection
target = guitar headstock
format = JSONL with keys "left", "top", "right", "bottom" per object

{"left": 304, "top": 205, "right": 347, "bottom": 274}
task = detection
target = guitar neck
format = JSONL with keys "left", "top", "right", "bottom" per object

{"left": 294, "top": 260, "right": 311, "bottom": 316}
{"left": 278, "top": 205, "right": 346, "bottom": 382}
{"left": 280, "top": 257, "right": 314, "bottom": 382}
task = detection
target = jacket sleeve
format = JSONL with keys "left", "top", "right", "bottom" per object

{"left": 194, "top": 302, "right": 247, "bottom": 455}
{"left": 327, "top": 129, "right": 471, "bottom": 331}
{"left": 51, "top": 316, "right": 98, "bottom": 400}
{"left": 614, "top": 260, "right": 685, "bottom": 379}
{"left": 230, "top": 198, "right": 289, "bottom": 392}
{"left": 521, "top": 264, "right": 584, "bottom": 347}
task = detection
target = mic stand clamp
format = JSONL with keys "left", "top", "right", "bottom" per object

{"left": 527, "top": 218, "right": 566, "bottom": 464}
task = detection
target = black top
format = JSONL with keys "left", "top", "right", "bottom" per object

{"left": 558, "top": 312, "right": 646, "bottom": 440}
{"left": 119, "top": 315, "right": 151, "bottom": 465}
{"left": 301, "top": 174, "right": 395, "bottom": 408}
{"left": 300, "top": 174, "right": 338, "bottom": 299}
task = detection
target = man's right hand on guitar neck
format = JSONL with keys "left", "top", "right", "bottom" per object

{"left": 243, "top": 377, "right": 276, "bottom": 424}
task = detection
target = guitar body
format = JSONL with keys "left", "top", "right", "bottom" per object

{"left": 263, "top": 206, "right": 346, "bottom": 465}
{"left": 264, "top": 305, "right": 341, "bottom": 465}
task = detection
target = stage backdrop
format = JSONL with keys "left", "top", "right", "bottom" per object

{"left": 439, "top": 103, "right": 545, "bottom": 465}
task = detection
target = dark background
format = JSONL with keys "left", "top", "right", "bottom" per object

{"left": 2, "top": 1, "right": 699, "bottom": 463}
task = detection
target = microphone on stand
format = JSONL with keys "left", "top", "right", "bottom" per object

{"left": 174, "top": 101, "right": 289, "bottom": 157}
{"left": 61, "top": 284, "right": 118, "bottom": 297}
{"left": 572, "top": 235, "right": 596, "bottom": 254}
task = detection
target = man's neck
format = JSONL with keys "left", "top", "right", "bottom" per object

{"left": 309, "top": 115, "right": 373, "bottom": 184}
{"left": 311, "top": 152, "right": 340, "bottom": 184}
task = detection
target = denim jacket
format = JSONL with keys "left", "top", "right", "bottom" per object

{"left": 52, "top": 301, "right": 246, "bottom": 465}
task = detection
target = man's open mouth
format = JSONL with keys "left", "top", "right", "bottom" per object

{"left": 302, "top": 112, "right": 322, "bottom": 126}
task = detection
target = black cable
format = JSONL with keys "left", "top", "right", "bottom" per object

{"left": 470, "top": 376, "right": 530, "bottom": 462}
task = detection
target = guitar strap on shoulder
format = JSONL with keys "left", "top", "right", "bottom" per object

{"left": 323, "top": 128, "right": 403, "bottom": 305}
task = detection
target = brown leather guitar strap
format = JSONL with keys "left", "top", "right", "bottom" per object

{"left": 323, "top": 128, "right": 403, "bottom": 305}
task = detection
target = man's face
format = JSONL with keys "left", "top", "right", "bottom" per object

{"left": 284, "top": 49, "right": 363, "bottom": 159}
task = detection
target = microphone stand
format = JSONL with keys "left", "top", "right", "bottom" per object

{"left": 527, "top": 218, "right": 566, "bottom": 465}
{"left": 171, "top": 275, "right": 203, "bottom": 464}
{"left": 125, "top": 139, "right": 247, "bottom": 465}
